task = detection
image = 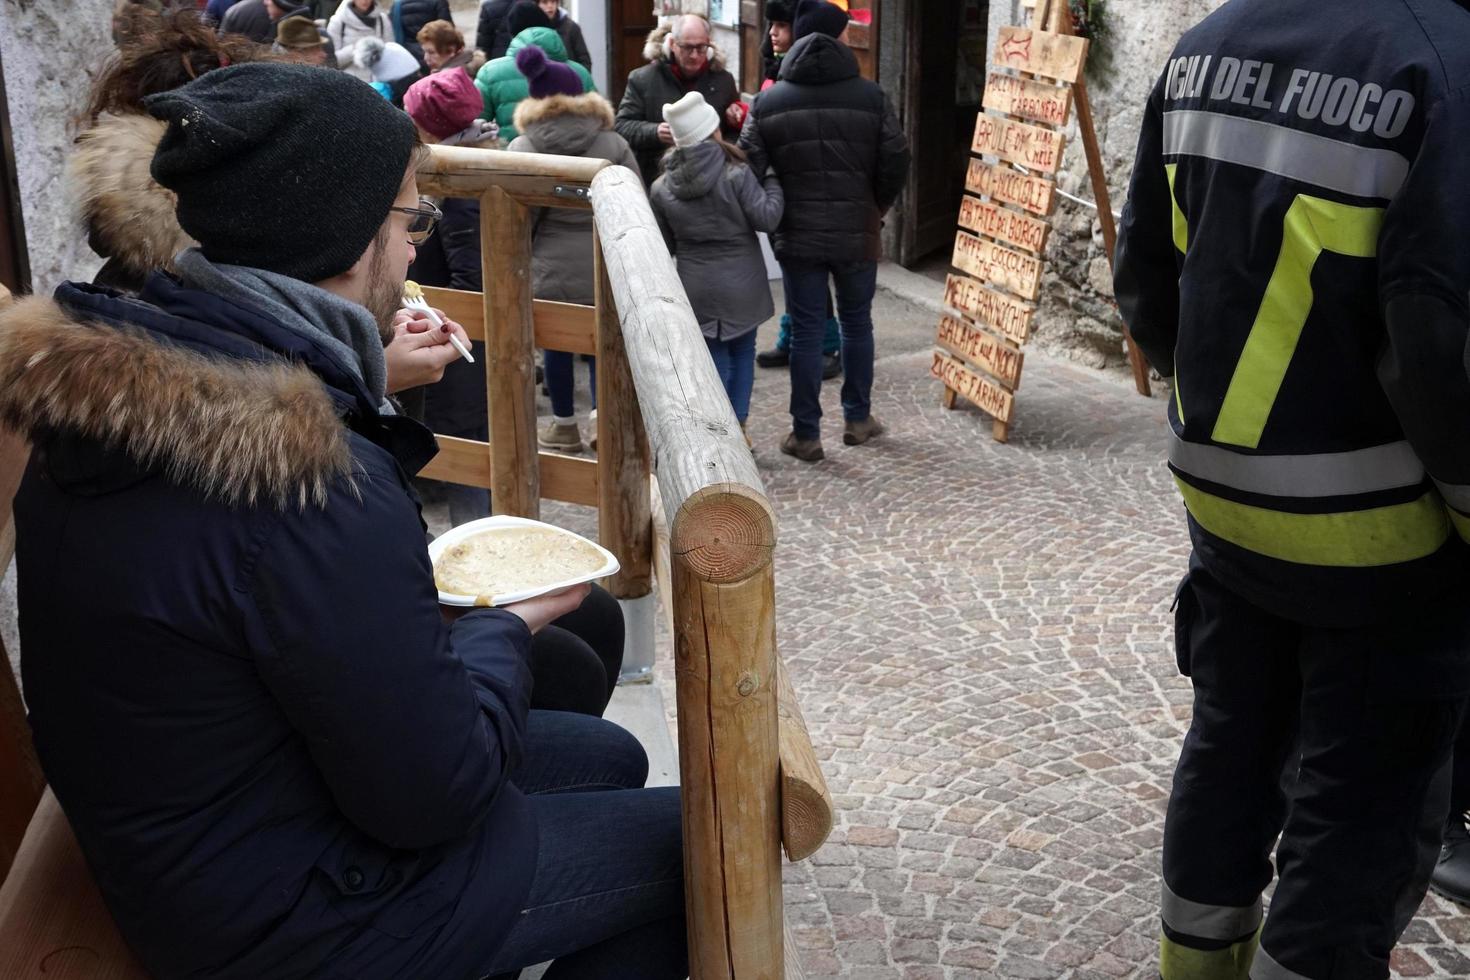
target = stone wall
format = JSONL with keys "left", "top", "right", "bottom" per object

{"left": 0, "top": 0, "right": 113, "bottom": 295}
{"left": 986, "top": 0, "right": 1223, "bottom": 370}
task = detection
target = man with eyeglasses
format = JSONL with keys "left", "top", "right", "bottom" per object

{"left": 0, "top": 63, "right": 688, "bottom": 979}
{"left": 615, "top": 13, "right": 743, "bottom": 186}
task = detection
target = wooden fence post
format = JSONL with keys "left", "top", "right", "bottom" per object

{"left": 672, "top": 487, "right": 782, "bottom": 978}
{"left": 481, "top": 186, "right": 540, "bottom": 518}
{"left": 593, "top": 235, "right": 653, "bottom": 602}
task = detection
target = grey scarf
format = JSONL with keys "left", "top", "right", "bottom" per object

{"left": 173, "top": 248, "right": 391, "bottom": 410}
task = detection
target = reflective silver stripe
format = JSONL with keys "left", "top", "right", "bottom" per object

{"left": 1434, "top": 479, "right": 1470, "bottom": 514}
{"left": 1169, "top": 432, "right": 1425, "bottom": 498}
{"left": 1161, "top": 881, "right": 1262, "bottom": 942}
{"left": 1251, "top": 947, "right": 1316, "bottom": 980}
{"left": 1162, "top": 109, "right": 1409, "bottom": 200}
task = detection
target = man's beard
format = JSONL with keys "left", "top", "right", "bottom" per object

{"left": 364, "top": 239, "right": 402, "bottom": 346}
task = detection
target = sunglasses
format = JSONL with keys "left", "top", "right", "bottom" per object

{"left": 388, "top": 198, "right": 443, "bottom": 245}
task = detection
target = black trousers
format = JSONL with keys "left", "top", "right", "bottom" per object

{"left": 529, "top": 583, "right": 625, "bottom": 717}
{"left": 1162, "top": 558, "right": 1469, "bottom": 980}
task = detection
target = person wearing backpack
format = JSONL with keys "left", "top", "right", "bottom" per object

{"left": 650, "top": 91, "right": 783, "bottom": 444}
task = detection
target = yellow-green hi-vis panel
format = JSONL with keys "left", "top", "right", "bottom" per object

{"left": 1159, "top": 928, "right": 1258, "bottom": 980}
{"left": 1211, "top": 195, "right": 1383, "bottom": 448}
{"left": 1165, "top": 163, "right": 1188, "bottom": 422}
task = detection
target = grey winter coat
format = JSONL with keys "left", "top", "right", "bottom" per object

{"left": 506, "top": 93, "right": 641, "bottom": 305}
{"left": 650, "top": 140, "right": 782, "bottom": 340}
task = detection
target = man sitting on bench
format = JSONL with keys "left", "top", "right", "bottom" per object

{"left": 0, "top": 63, "right": 686, "bottom": 980}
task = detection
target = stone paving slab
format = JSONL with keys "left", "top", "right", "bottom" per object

{"left": 642, "top": 280, "right": 1469, "bottom": 978}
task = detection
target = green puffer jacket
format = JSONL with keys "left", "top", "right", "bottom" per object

{"left": 474, "top": 27, "right": 596, "bottom": 144}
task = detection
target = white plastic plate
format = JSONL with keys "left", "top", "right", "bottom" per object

{"left": 428, "top": 516, "right": 620, "bottom": 607}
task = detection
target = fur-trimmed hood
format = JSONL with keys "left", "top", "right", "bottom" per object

{"left": 642, "top": 22, "right": 728, "bottom": 72}
{"left": 68, "top": 113, "right": 195, "bottom": 284}
{"left": 512, "top": 91, "right": 616, "bottom": 154}
{"left": 0, "top": 296, "right": 351, "bottom": 509}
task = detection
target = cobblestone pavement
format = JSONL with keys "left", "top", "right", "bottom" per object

{"left": 640, "top": 281, "right": 1469, "bottom": 978}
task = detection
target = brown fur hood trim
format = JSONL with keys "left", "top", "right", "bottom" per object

{"left": 513, "top": 90, "right": 616, "bottom": 133}
{"left": 68, "top": 113, "right": 196, "bottom": 279}
{"left": 0, "top": 297, "right": 352, "bottom": 510}
{"left": 642, "top": 23, "right": 727, "bottom": 71}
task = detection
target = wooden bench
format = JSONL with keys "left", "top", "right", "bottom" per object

{"left": 0, "top": 277, "right": 148, "bottom": 978}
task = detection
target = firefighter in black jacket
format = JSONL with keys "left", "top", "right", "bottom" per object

{"left": 1115, "top": 0, "right": 1470, "bottom": 976}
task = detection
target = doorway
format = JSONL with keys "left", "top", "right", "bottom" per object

{"left": 607, "top": 0, "right": 658, "bottom": 105}
{"left": 881, "top": 0, "right": 987, "bottom": 267}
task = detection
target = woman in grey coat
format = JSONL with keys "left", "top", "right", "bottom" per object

{"left": 650, "top": 92, "right": 783, "bottom": 436}
{"left": 507, "top": 44, "right": 640, "bottom": 453}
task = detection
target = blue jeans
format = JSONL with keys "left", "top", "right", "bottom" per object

{"left": 782, "top": 260, "right": 878, "bottom": 440}
{"left": 544, "top": 352, "right": 597, "bottom": 419}
{"left": 481, "top": 711, "right": 685, "bottom": 979}
{"left": 704, "top": 331, "right": 757, "bottom": 423}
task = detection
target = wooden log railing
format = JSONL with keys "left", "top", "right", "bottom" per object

{"left": 418, "top": 147, "right": 836, "bottom": 976}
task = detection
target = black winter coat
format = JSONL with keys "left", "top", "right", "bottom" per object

{"left": 740, "top": 33, "right": 910, "bottom": 264}
{"left": 615, "top": 58, "right": 741, "bottom": 187}
{"left": 406, "top": 196, "right": 489, "bottom": 439}
{"left": 5, "top": 275, "right": 538, "bottom": 980}
{"left": 553, "top": 10, "right": 592, "bottom": 71}
{"left": 476, "top": 0, "right": 513, "bottom": 57}
{"left": 395, "top": 0, "right": 452, "bottom": 66}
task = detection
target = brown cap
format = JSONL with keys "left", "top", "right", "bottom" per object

{"left": 276, "top": 15, "right": 325, "bottom": 49}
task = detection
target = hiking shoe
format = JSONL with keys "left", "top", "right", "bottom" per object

{"left": 843, "top": 415, "right": 885, "bottom": 446}
{"left": 1432, "top": 813, "right": 1470, "bottom": 907}
{"left": 821, "top": 352, "right": 842, "bottom": 381}
{"left": 756, "top": 345, "right": 790, "bottom": 368}
{"left": 780, "top": 433, "right": 824, "bottom": 462}
{"left": 538, "top": 420, "right": 584, "bottom": 453}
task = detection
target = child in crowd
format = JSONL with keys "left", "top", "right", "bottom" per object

{"left": 650, "top": 91, "right": 783, "bottom": 442}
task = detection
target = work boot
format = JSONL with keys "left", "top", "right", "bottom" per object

{"left": 587, "top": 408, "right": 598, "bottom": 453}
{"left": 821, "top": 352, "right": 842, "bottom": 380}
{"left": 538, "top": 420, "right": 584, "bottom": 453}
{"left": 843, "top": 415, "right": 885, "bottom": 446}
{"left": 756, "top": 314, "right": 792, "bottom": 367}
{"left": 1431, "top": 812, "right": 1470, "bottom": 907}
{"left": 780, "top": 432, "right": 824, "bottom": 462}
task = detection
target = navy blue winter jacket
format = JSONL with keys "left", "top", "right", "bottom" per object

{"left": 3, "top": 274, "right": 537, "bottom": 979}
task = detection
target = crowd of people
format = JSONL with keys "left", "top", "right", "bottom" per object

{"left": 115, "top": 0, "right": 910, "bottom": 463}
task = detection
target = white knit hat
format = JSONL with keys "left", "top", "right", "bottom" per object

{"left": 662, "top": 91, "right": 720, "bottom": 149}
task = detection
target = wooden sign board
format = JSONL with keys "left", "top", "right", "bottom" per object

{"left": 932, "top": 351, "right": 1015, "bottom": 424}
{"left": 935, "top": 17, "right": 1100, "bottom": 439}
{"left": 982, "top": 71, "right": 1072, "bottom": 127}
{"left": 951, "top": 229, "right": 1042, "bottom": 300}
{"left": 972, "top": 113, "right": 1066, "bottom": 174}
{"left": 943, "top": 272, "right": 1034, "bottom": 346}
{"left": 957, "top": 194, "right": 1051, "bottom": 254}
{"left": 994, "top": 26, "right": 1088, "bottom": 84}
{"left": 965, "top": 159, "right": 1056, "bottom": 217}
{"left": 937, "top": 314, "right": 1024, "bottom": 389}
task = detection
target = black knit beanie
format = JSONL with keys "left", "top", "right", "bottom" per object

{"left": 765, "top": 1, "right": 793, "bottom": 23}
{"left": 506, "top": 0, "right": 552, "bottom": 38}
{"left": 793, "top": 0, "right": 848, "bottom": 40}
{"left": 144, "top": 63, "right": 418, "bottom": 283}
